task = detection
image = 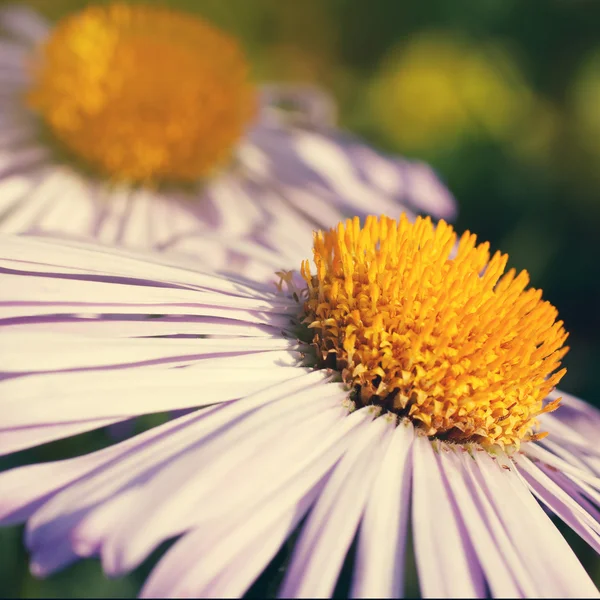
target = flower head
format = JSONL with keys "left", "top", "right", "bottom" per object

{"left": 0, "top": 3, "right": 455, "bottom": 262}
{"left": 300, "top": 215, "right": 567, "bottom": 447}
{"left": 27, "top": 3, "right": 256, "bottom": 184}
{"left": 0, "top": 217, "right": 598, "bottom": 598}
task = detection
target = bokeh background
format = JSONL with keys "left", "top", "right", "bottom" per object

{"left": 1, "top": 0, "right": 600, "bottom": 596}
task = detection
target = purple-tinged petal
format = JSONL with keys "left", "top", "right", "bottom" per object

{"left": 29, "top": 539, "right": 79, "bottom": 578}
{"left": 412, "top": 437, "right": 486, "bottom": 598}
{"left": 23, "top": 372, "right": 337, "bottom": 551}
{"left": 141, "top": 407, "right": 374, "bottom": 598}
{"left": 525, "top": 443, "right": 600, "bottom": 493}
{"left": 279, "top": 413, "right": 395, "bottom": 598}
{"left": 2, "top": 332, "right": 298, "bottom": 373}
{"left": 0, "top": 418, "right": 123, "bottom": 457}
{"left": 259, "top": 84, "right": 338, "bottom": 129}
{"left": 0, "top": 409, "right": 214, "bottom": 526}
{"left": 474, "top": 451, "right": 599, "bottom": 597}
{"left": 459, "top": 452, "right": 538, "bottom": 596}
{"left": 1, "top": 356, "right": 307, "bottom": 432}
{"left": 439, "top": 448, "right": 522, "bottom": 597}
{"left": 0, "top": 314, "right": 281, "bottom": 338}
{"left": 0, "top": 5, "right": 50, "bottom": 45}
{"left": 351, "top": 419, "right": 414, "bottom": 599}
{"left": 515, "top": 454, "right": 600, "bottom": 554}
{"left": 93, "top": 389, "right": 347, "bottom": 575}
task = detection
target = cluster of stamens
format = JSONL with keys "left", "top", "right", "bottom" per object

{"left": 300, "top": 215, "right": 568, "bottom": 448}
{"left": 27, "top": 3, "right": 256, "bottom": 184}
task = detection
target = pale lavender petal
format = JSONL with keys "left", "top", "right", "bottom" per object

{"left": 92, "top": 386, "right": 347, "bottom": 574}
{"left": 0, "top": 234, "right": 285, "bottom": 299}
{"left": 440, "top": 448, "right": 523, "bottom": 597}
{"left": 538, "top": 466, "right": 600, "bottom": 528}
{"left": 0, "top": 314, "right": 279, "bottom": 338}
{"left": 0, "top": 146, "right": 49, "bottom": 184}
{"left": 0, "top": 39, "right": 28, "bottom": 66}
{"left": 525, "top": 443, "right": 600, "bottom": 492}
{"left": 547, "top": 389, "right": 600, "bottom": 445}
{"left": 2, "top": 272, "right": 287, "bottom": 311}
{"left": 474, "top": 451, "right": 599, "bottom": 597}
{"left": 541, "top": 438, "right": 597, "bottom": 472}
{"left": 0, "top": 5, "right": 50, "bottom": 45}
{"left": 247, "top": 125, "right": 456, "bottom": 225}
{"left": 146, "top": 487, "right": 318, "bottom": 599}
{"left": 290, "top": 131, "right": 414, "bottom": 217}
{"left": 0, "top": 174, "right": 34, "bottom": 216}
{"left": 25, "top": 169, "right": 102, "bottom": 237}
{"left": 540, "top": 412, "right": 600, "bottom": 458}
{"left": 259, "top": 84, "right": 338, "bottom": 129}
{"left": 23, "top": 372, "right": 335, "bottom": 552}
{"left": 2, "top": 332, "right": 297, "bottom": 373}
{"left": 280, "top": 413, "right": 396, "bottom": 598}
{"left": 515, "top": 454, "right": 600, "bottom": 554}
{"left": 412, "top": 436, "right": 485, "bottom": 598}
{"left": 141, "top": 407, "right": 374, "bottom": 598}
{"left": 29, "top": 539, "right": 79, "bottom": 578}
{"left": 0, "top": 409, "right": 213, "bottom": 525}
{"left": 459, "top": 452, "right": 538, "bottom": 596}
{"left": 193, "top": 493, "right": 316, "bottom": 598}
{"left": 0, "top": 418, "right": 123, "bottom": 456}
{"left": 1, "top": 358, "right": 310, "bottom": 432}
{"left": 351, "top": 419, "right": 414, "bottom": 599}
{"left": 200, "top": 175, "right": 263, "bottom": 238}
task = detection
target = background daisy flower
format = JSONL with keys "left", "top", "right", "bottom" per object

{"left": 0, "top": 216, "right": 599, "bottom": 598}
{"left": 0, "top": 2, "right": 455, "bottom": 260}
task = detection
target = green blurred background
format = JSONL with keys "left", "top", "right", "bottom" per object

{"left": 1, "top": 0, "right": 600, "bottom": 596}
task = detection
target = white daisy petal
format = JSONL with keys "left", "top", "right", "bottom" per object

{"left": 0, "top": 2, "right": 455, "bottom": 264}
{"left": 280, "top": 414, "right": 396, "bottom": 598}
{"left": 351, "top": 419, "right": 414, "bottom": 599}
{"left": 516, "top": 454, "right": 600, "bottom": 553}
{"left": 475, "top": 451, "right": 599, "bottom": 597}
{"left": 0, "top": 314, "right": 280, "bottom": 338}
{"left": 22, "top": 371, "right": 337, "bottom": 554}
{"left": 526, "top": 443, "right": 600, "bottom": 492}
{"left": 30, "top": 170, "right": 102, "bottom": 237}
{"left": 0, "top": 418, "right": 124, "bottom": 457}
{"left": 412, "top": 437, "right": 486, "bottom": 598}
{"left": 97, "top": 396, "right": 346, "bottom": 576}
{"left": 0, "top": 5, "right": 50, "bottom": 45}
{"left": 1, "top": 214, "right": 599, "bottom": 598}
{"left": 1, "top": 356, "right": 308, "bottom": 432}
{"left": 0, "top": 409, "right": 212, "bottom": 525}
{"left": 0, "top": 234, "right": 285, "bottom": 299}
{"left": 440, "top": 449, "right": 523, "bottom": 597}
{"left": 2, "top": 332, "right": 297, "bottom": 373}
{"left": 0, "top": 173, "right": 35, "bottom": 214}
{"left": 1, "top": 274, "right": 286, "bottom": 312}
{"left": 459, "top": 452, "right": 539, "bottom": 596}
{"left": 140, "top": 407, "right": 373, "bottom": 598}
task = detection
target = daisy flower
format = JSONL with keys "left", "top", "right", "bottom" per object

{"left": 1, "top": 215, "right": 599, "bottom": 598}
{"left": 0, "top": 3, "right": 455, "bottom": 262}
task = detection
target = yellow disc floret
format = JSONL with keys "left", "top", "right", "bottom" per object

{"left": 300, "top": 215, "right": 568, "bottom": 448}
{"left": 27, "top": 3, "right": 256, "bottom": 184}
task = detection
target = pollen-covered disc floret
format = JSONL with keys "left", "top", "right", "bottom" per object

{"left": 300, "top": 215, "right": 569, "bottom": 448}
{"left": 27, "top": 3, "right": 256, "bottom": 184}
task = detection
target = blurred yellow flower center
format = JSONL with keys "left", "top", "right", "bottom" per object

{"left": 300, "top": 215, "right": 568, "bottom": 448}
{"left": 27, "top": 3, "right": 256, "bottom": 184}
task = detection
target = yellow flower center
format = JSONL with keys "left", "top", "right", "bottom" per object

{"left": 300, "top": 215, "right": 568, "bottom": 448}
{"left": 26, "top": 3, "right": 256, "bottom": 184}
